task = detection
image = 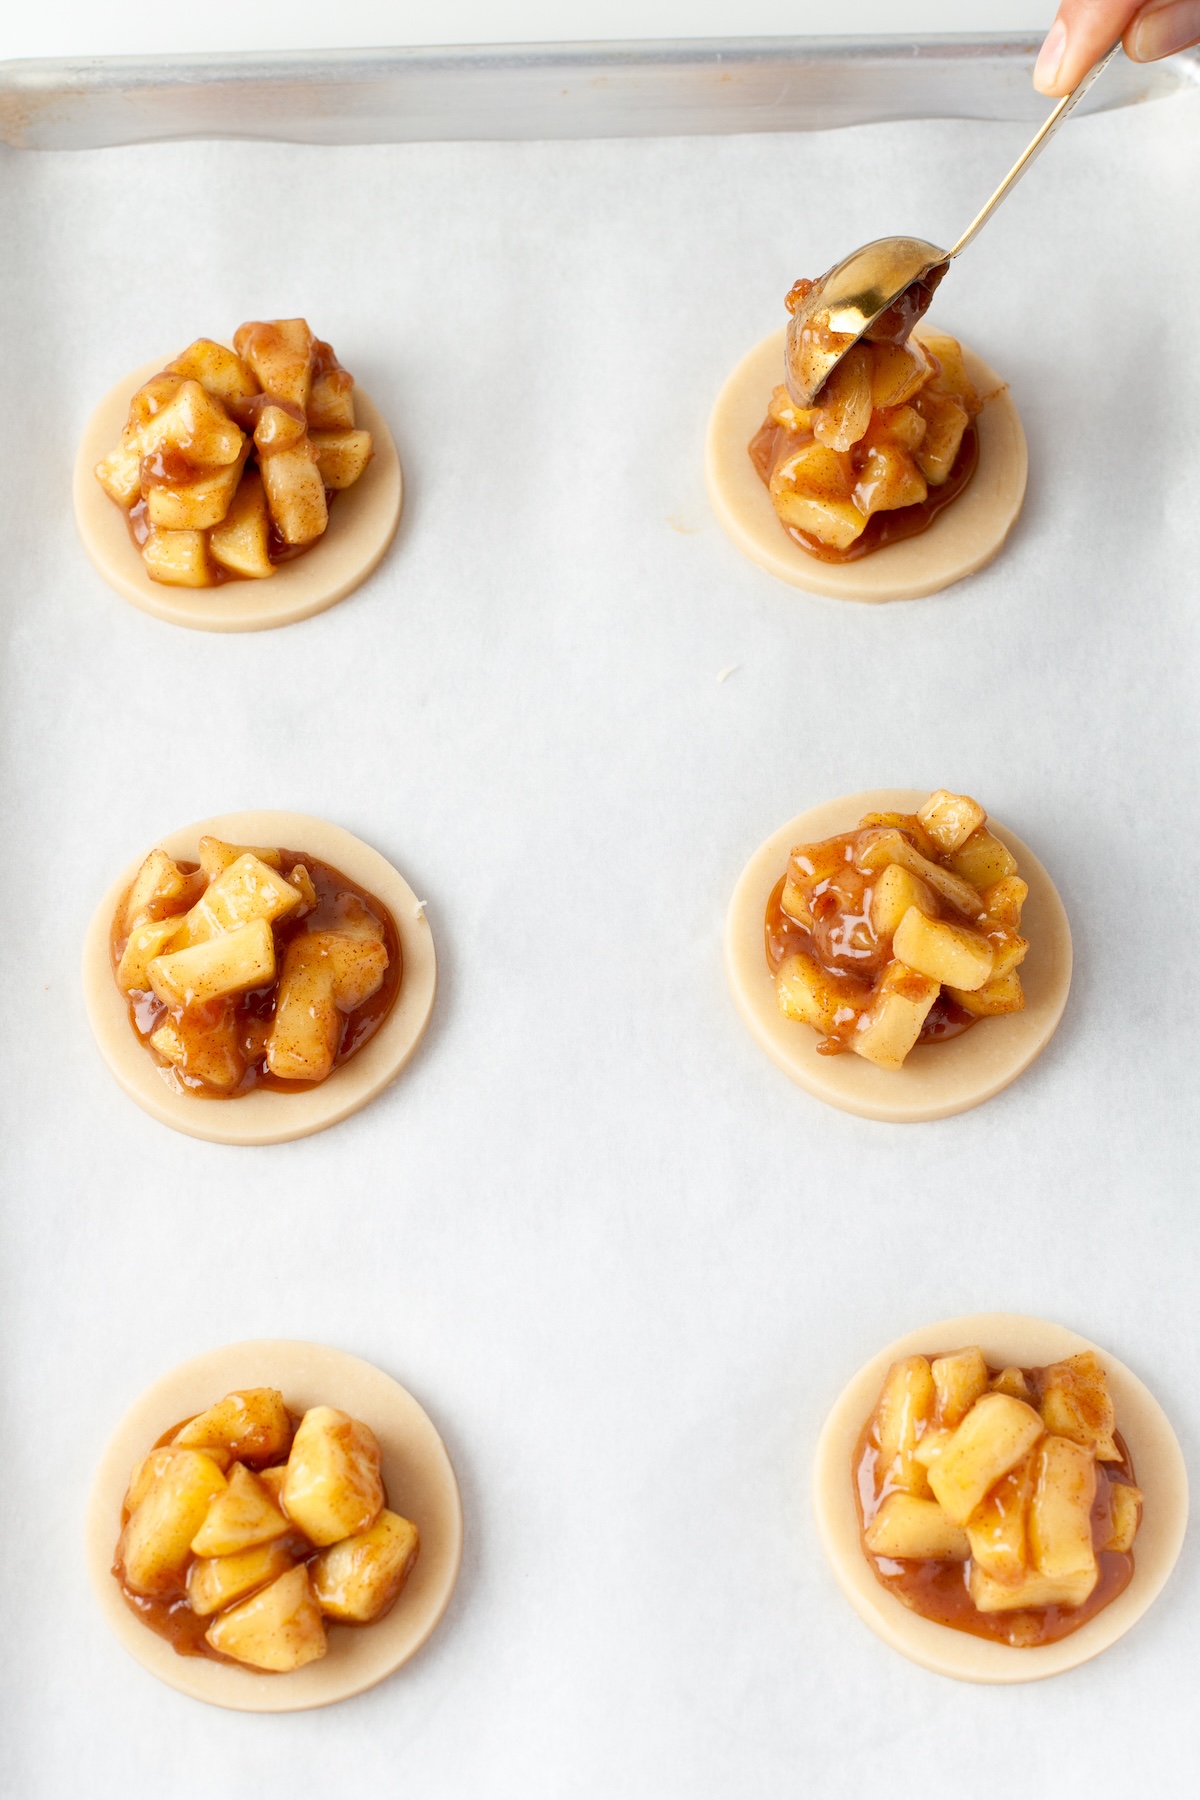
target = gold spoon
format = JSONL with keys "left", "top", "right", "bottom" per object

{"left": 785, "top": 42, "right": 1122, "bottom": 407}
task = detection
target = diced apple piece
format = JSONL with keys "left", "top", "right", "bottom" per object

{"left": 765, "top": 383, "right": 816, "bottom": 435}
{"left": 857, "top": 812, "right": 938, "bottom": 860}
{"left": 932, "top": 1347, "right": 988, "bottom": 1428}
{"left": 184, "top": 854, "right": 302, "bottom": 944}
{"left": 174, "top": 1388, "right": 293, "bottom": 1464}
{"left": 947, "top": 827, "right": 1019, "bottom": 889}
{"left": 969, "top": 1561, "right": 1097, "bottom": 1613}
{"left": 260, "top": 441, "right": 328, "bottom": 546}
{"left": 1038, "top": 1353, "right": 1121, "bottom": 1460}
{"left": 137, "top": 379, "right": 245, "bottom": 468}
{"left": 257, "top": 1465, "right": 289, "bottom": 1509}
{"left": 868, "top": 863, "right": 938, "bottom": 941}
{"left": 308, "top": 363, "right": 357, "bottom": 430}
{"left": 308, "top": 930, "right": 389, "bottom": 1010}
{"left": 920, "top": 331, "right": 979, "bottom": 410}
{"left": 288, "top": 863, "right": 318, "bottom": 913}
{"left": 988, "top": 929, "right": 1028, "bottom": 979}
{"left": 1029, "top": 1435, "right": 1098, "bottom": 1579}
{"left": 769, "top": 439, "right": 866, "bottom": 549}
{"left": 187, "top": 1539, "right": 295, "bottom": 1617}
{"left": 927, "top": 1393, "right": 1044, "bottom": 1525}
{"left": 778, "top": 877, "right": 812, "bottom": 926}
{"left": 852, "top": 960, "right": 940, "bottom": 1071}
{"left": 120, "top": 848, "right": 192, "bottom": 933}
{"left": 853, "top": 442, "right": 926, "bottom": 519}
{"left": 119, "top": 1451, "right": 228, "bottom": 1596}
{"left": 95, "top": 439, "right": 142, "bottom": 508}
{"left": 118, "top": 915, "right": 187, "bottom": 992}
{"left": 868, "top": 338, "right": 934, "bottom": 409}
{"left": 892, "top": 907, "right": 994, "bottom": 991}
{"left": 812, "top": 345, "right": 873, "bottom": 451}
{"left": 167, "top": 338, "right": 260, "bottom": 405}
{"left": 197, "top": 837, "right": 283, "bottom": 879}
{"left": 874, "top": 1356, "right": 936, "bottom": 1495}
{"left": 282, "top": 1406, "right": 384, "bottom": 1547}
{"left": 125, "top": 1444, "right": 232, "bottom": 1513}
{"left": 980, "top": 875, "right": 1028, "bottom": 929}
{"left": 311, "top": 428, "right": 373, "bottom": 489}
{"left": 265, "top": 943, "right": 340, "bottom": 1082}
{"left": 775, "top": 951, "right": 850, "bottom": 1034}
{"left": 966, "top": 1451, "right": 1036, "bottom": 1583}
{"left": 914, "top": 390, "right": 970, "bottom": 484}
{"left": 856, "top": 828, "right": 982, "bottom": 918}
{"left": 126, "top": 372, "right": 187, "bottom": 436}
{"left": 264, "top": 927, "right": 389, "bottom": 1080}
{"left": 191, "top": 1462, "right": 291, "bottom": 1557}
{"left": 1103, "top": 1482, "right": 1143, "bottom": 1554}
{"left": 233, "top": 318, "right": 316, "bottom": 411}
{"left": 151, "top": 1003, "right": 246, "bottom": 1092}
{"left": 864, "top": 1493, "right": 969, "bottom": 1561}
{"left": 945, "top": 969, "right": 1025, "bottom": 1017}
{"left": 873, "top": 403, "right": 927, "bottom": 453}
{"left": 990, "top": 1366, "right": 1031, "bottom": 1401}
{"left": 911, "top": 1427, "right": 954, "bottom": 1468}
{"left": 145, "top": 451, "right": 248, "bottom": 532}
{"left": 142, "top": 527, "right": 213, "bottom": 588}
{"left": 254, "top": 402, "right": 309, "bottom": 456}
{"left": 311, "top": 1509, "right": 420, "bottom": 1622}
{"left": 205, "top": 1565, "right": 327, "bottom": 1672}
{"left": 208, "top": 468, "right": 275, "bottom": 579}
{"left": 917, "top": 790, "right": 987, "bottom": 855}
{"left": 148, "top": 918, "right": 275, "bottom": 1009}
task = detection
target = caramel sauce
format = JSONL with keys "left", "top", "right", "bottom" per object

{"left": 853, "top": 1361, "right": 1138, "bottom": 1649}
{"left": 764, "top": 867, "right": 977, "bottom": 1054}
{"left": 110, "top": 851, "right": 403, "bottom": 1098}
{"left": 750, "top": 421, "right": 979, "bottom": 565}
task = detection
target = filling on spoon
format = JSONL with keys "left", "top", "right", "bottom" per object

{"left": 749, "top": 275, "right": 983, "bottom": 564}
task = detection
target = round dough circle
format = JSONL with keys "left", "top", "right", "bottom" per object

{"left": 85, "top": 1339, "right": 463, "bottom": 1712}
{"left": 74, "top": 355, "right": 403, "bottom": 632}
{"left": 725, "top": 789, "right": 1071, "bottom": 1123}
{"left": 813, "top": 1313, "right": 1188, "bottom": 1684}
{"left": 82, "top": 810, "right": 436, "bottom": 1146}
{"left": 705, "top": 326, "right": 1027, "bottom": 601}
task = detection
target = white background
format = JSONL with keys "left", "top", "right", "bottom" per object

{"left": 3, "top": 10, "right": 1200, "bottom": 1800}
{"left": 5, "top": 2, "right": 1052, "bottom": 60}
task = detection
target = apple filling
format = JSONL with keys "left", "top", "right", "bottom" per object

{"left": 749, "top": 282, "right": 984, "bottom": 562}
{"left": 94, "top": 320, "right": 374, "bottom": 587}
{"left": 111, "top": 837, "right": 400, "bottom": 1096}
{"left": 766, "top": 791, "right": 1029, "bottom": 1070}
{"left": 114, "top": 1388, "right": 420, "bottom": 1671}
{"left": 855, "top": 1349, "right": 1142, "bottom": 1647}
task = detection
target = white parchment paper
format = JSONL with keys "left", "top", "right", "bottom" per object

{"left": 1, "top": 84, "right": 1198, "bottom": 1797}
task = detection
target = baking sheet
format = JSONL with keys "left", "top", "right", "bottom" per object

{"left": 1, "top": 75, "right": 1199, "bottom": 1798}
{"left": 4, "top": 37, "right": 1199, "bottom": 150}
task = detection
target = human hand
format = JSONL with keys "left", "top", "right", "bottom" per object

{"left": 1034, "top": 0, "right": 1200, "bottom": 94}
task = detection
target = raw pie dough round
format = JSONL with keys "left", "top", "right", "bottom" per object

{"left": 85, "top": 1339, "right": 463, "bottom": 1713}
{"left": 82, "top": 810, "right": 436, "bottom": 1146}
{"left": 813, "top": 1313, "right": 1188, "bottom": 1684}
{"left": 725, "top": 789, "right": 1071, "bottom": 1123}
{"left": 705, "top": 326, "right": 1026, "bottom": 602}
{"left": 74, "top": 355, "right": 403, "bottom": 632}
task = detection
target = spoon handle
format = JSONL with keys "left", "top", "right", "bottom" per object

{"left": 947, "top": 40, "right": 1122, "bottom": 261}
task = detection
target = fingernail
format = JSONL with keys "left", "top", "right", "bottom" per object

{"left": 1033, "top": 18, "right": 1068, "bottom": 91}
{"left": 1129, "top": 0, "right": 1200, "bottom": 61}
